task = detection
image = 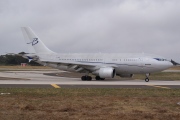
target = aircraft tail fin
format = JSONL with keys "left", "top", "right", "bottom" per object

{"left": 21, "top": 27, "right": 55, "bottom": 54}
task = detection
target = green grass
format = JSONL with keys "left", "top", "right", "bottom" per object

{"left": 0, "top": 88, "right": 180, "bottom": 120}
{"left": 0, "top": 65, "right": 52, "bottom": 70}
{"left": 134, "top": 72, "right": 180, "bottom": 80}
{"left": 57, "top": 72, "right": 180, "bottom": 80}
{"left": 1, "top": 88, "right": 179, "bottom": 97}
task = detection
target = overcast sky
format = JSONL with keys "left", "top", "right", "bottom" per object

{"left": 1, "top": 0, "right": 180, "bottom": 62}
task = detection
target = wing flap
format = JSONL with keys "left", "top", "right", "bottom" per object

{"left": 41, "top": 59, "right": 94, "bottom": 73}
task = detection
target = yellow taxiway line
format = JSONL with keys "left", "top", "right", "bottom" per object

{"left": 51, "top": 84, "right": 61, "bottom": 88}
{"left": 147, "top": 85, "right": 170, "bottom": 89}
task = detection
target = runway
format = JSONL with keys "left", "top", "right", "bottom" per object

{"left": 0, "top": 70, "right": 180, "bottom": 89}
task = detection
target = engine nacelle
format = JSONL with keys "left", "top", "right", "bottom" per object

{"left": 119, "top": 74, "right": 133, "bottom": 78}
{"left": 93, "top": 67, "right": 116, "bottom": 78}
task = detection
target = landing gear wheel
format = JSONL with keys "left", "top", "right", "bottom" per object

{"left": 95, "top": 76, "right": 100, "bottom": 80}
{"left": 100, "top": 78, "right": 105, "bottom": 80}
{"left": 81, "top": 76, "right": 92, "bottom": 81}
{"left": 145, "top": 78, "right": 149, "bottom": 82}
{"left": 81, "top": 76, "right": 86, "bottom": 81}
{"left": 95, "top": 76, "right": 105, "bottom": 81}
{"left": 86, "top": 76, "right": 92, "bottom": 81}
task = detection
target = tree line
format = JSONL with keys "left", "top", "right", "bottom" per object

{"left": 0, "top": 52, "right": 41, "bottom": 66}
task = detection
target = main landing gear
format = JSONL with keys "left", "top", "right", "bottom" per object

{"left": 95, "top": 76, "right": 105, "bottom": 80}
{"left": 81, "top": 76, "right": 92, "bottom": 81}
{"left": 145, "top": 73, "right": 150, "bottom": 82}
{"left": 81, "top": 76, "right": 105, "bottom": 81}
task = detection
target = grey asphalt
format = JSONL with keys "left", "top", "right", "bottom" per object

{"left": 0, "top": 70, "right": 179, "bottom": 89}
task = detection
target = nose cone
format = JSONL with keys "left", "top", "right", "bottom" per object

{"left": 171, "top": 59, "right": 179, "bottom": 66}
{"left": 167, "top": 61, "right": 174, "bottom": 68}
{"left": 156, "top": 61, "right": 173, "bottom": 71}
{"left": 161, "top": 61, "right": 174, "bottom": 70}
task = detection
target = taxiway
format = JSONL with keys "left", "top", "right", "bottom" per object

{"left": 0, "top": 70, "right": 179, "bottom": 89}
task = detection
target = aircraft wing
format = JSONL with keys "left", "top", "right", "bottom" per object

{"left": 40, "top": 59, "right": 117, "bottom": 73}
{"left": 40, "top": 58, "right": 117, "bottom": 67}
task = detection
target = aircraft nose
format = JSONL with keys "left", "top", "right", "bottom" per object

{"left": 170, "top": 59, "right": 179, "bottom": 66}
{"left": 160, "top": 61, "right": 174, "bottom": 70}
{"left": 168, "top": 61, "right": 174, "bottom": 67}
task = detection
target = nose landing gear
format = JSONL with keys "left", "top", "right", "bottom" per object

{"left": 145, "top": 78, "right": 149, "bottom": 82}
{"left": 145, "top": 73, "right": 150, "bottom": 82}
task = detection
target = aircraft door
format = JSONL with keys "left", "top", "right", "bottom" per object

{"left": 139, "top": 58, "right": 144, "bottom": 73}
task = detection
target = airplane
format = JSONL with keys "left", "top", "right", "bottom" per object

{"left": 20, "top": 27, "right": 177, "bottom": 82}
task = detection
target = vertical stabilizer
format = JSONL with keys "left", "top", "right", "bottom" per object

{"left": 21, "top": 27, "right": 54, "bottom": 54}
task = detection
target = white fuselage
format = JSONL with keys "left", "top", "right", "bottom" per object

{"left": 36, "top": 53, "right": 173, "bottom": 75}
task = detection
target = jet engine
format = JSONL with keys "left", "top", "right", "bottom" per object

{"left": 93, "top": 67, "right": 116, "bottom": 78}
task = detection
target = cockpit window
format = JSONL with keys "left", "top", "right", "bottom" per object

{"left": 154, "top": 58, "right": 167, "bottom": 61}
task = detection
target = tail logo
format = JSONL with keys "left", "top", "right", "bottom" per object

{"left": 27, "top": 38, "right": 39, "bottom": 46}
